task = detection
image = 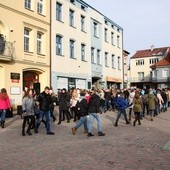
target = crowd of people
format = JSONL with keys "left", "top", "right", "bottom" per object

{"left": 0, "top": 86, "right": 170, "bottom": 137}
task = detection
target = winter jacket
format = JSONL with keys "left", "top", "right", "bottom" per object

{"left": 76, "top": 97, "right": 88, "bottom": 117}
{"left": 22, "top": 96, "right": 35, "bottom": 116}
{"left": 147, "top": 94, "right": 157, "bottom": 110}
{"left": 115, "top": 97, "right": 130, "bottom": 110}
{"left": 88, "top": 93, "right": 100, "bottom": 113}
{"left": 59, "top": 92, "right": 70, "bottom": 110}
{"left": 128, "top": 92, "right": 135, "bottom": 109}
{"left": 157, "top": 93, "right": 164, "bottom": 105}
{"left": 0, "top": 93, "right": 11, "bottom": 110}
{"left": 133, "top": 97, "right": 143, "bottom": 112}
{"left": 38, "top": 91, "right": 52, "bottom": 111}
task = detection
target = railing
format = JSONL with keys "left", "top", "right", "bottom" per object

{"left": 128, "top": 77, "right": 151, "bottom": 83}
{"left": 0, "top": 41, "right": 14, "bottom": 61}
{"left": 129, "top": 77, "right": 170, "bottom": 83}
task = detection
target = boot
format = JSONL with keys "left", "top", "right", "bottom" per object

{"left": 71, "top": 127, "right": 77, "bottom": 135}
{"left": 129, "top": 115, "right": 131, "bottom": 122}
{"left": 1, "top": 121, "right": 5, "bottom": 128}
{"left": 26, "top": 130, "right": 32, "bottom": 136}
{"left": 22, "top": 130, "right": 25, "bottom": 136}
{"left": 133, "top": 121, "right": 136, "bottom": 126}
{"left": 98, "top": 131, "right": 105, "bottom": 136}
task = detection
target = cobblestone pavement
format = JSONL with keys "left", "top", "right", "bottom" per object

{"left": 0, "top": 108, "right": 170, "bottom": 170}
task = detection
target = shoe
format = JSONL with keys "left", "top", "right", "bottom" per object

{"left": 34, "top": 129, "right": 38, "bottom": 133}
{"left": 1, "top": 122, "right": 4, "bottom": 128}
{"left": 133, "top": 121, "right": 136, "bottom": 126}
{"left": 71, "top": 127, "right": 76, "bottom": 135}
{"left": 98, "top": 131, "right": 105, "bottom": 136}
{"left": 26, "top": 131, "right": 32, "bottom": 136}
{"left": 138, "top": 122, "right": 141, "bottom": 125}
{"left": 87, "top": 133, "right": 94, "bottom": 137}
{"left": 57, "top": 122, "right": 61, "bottom": 125}
{"left": 67, "top": 120, "right": 70, "bottom": 123}
{"left": 47, "top": 131, "right": 55, "bottom": 135}
{"left": 114, "top": 123, "right": 118, "bottom": 127}
{"left": 53, "top": 118, "right": 56, "bottom": 122}
{"left": 151, "top": 118, "right": 153, "bottom": 121}
{"left": 22, "top": 131, "right": 25, "bottom": 136}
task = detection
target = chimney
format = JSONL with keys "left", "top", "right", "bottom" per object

{"left": 151, "top": 45, "right": 154, "bottom": 51}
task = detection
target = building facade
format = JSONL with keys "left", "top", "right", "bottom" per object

{"left": 0, "top": 0, "right": 50, "bottom": 108}
{"left": 51, "top": 0, "right": 124, "bottom": 92}
{"left": 130, "top": 46, "right": 170, "bottom": 89}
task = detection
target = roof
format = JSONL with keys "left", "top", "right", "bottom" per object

{"left": 131, "top": 46, "right": 170, "bottom": 59}
{"left": 150, "top": 51, "right": 170, "bottom": 68}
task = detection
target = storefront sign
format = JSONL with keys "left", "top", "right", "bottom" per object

{"left": 11, "top": 73, "right": 20, "bottom": 80}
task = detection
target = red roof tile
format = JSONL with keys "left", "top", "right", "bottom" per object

{"left": 131, "top": 47, "right": 170, "bottom": 59}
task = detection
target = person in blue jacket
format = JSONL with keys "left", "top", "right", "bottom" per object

{"left": 114, "top": 92, "right": 131, "bottom": 126}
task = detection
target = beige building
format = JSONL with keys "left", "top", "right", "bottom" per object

{"left": 0, "top": 0, "right": 50, "bottom": 108}
{"left": 130, "top": 46, "right": 169, "bottom": 89}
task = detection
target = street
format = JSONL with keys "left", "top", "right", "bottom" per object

{"left": 0, "top": 108, "right": 170, "bottom": 170}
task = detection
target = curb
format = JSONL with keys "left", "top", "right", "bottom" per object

{"left": 5, "top": 115, "right": 21, "bottom": 127}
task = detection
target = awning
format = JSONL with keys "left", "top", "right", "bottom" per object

{"left": 106, "top": 76, "right": 122, "bottom": 83}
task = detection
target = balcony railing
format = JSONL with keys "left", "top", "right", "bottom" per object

{"left": 128, "top": 77, "right": 151, "bottom": 83}
{"left": 0, "top": 41, "right": 14, "bottom": 61}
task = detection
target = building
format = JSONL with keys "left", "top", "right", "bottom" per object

{"left": 123, "top": 50, "right": 130, "bottom": 88}
{"left": 51, "top": 0, "right": 124, "bottom": 92}
{"left": 150, "top": 49, "right": 170, "bottom": 89}
{"left": 0, "top": 0, "right": 51, "bottom": 108}
{"left": 130, "top": 46, "right": 170, "bottom": 89}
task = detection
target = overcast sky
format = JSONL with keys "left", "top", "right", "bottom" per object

{"left": 84, "top": 0, "right": 170, "bottom": 56}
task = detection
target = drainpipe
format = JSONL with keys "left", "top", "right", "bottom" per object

{"left": 122, "top": 29, "right": 124, "bottom": 89}
{"left": 49, "top": 0, "right": 52, "bottom": 87}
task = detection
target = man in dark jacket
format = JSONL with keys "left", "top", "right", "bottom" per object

{"left": 34, "top": 86, "right": 55, "bottom": 135}
{"left": 114, "top": 92, "right": 131, "bottom": 127}
{"left": 88, "top": 90, "right": 105, "bottom": 137}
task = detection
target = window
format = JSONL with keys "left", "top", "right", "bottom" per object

{"left": 162, "top": 70, "right": 168, "bottom": 77}
{"left": 25, "top": 0, "right": 31, "bottom": 9}
{"left": 81, "top": 5, "right": 86, "bottom": 11}
{"left": 118, "top": 56, "right": 121, "bottom": 69}
{"left": 136, "top": 59, "right": 144, "bottom": 65}
{"left": 37, "top": 32, "right": 42, "bottom": 54}
{"left": 117, "top": 35, "right": 120, "bottom": 47}
{"left": 152, "top": 70, "right": 156, "bottom": 78}
{"left": 105, "top": 52, "right": 108, "bottom": 67}
{"left": 105, "top": 28, "right": 108, "bottom": 42}
{"left": 91, "top": 47, "right": 95, "bottom": 63}
{"left": 111, "top": 32, "right": 114, "bottom": 45}
{"left": 81, "top": 15, "right": 85, "bottom": 32}
{"left": 138, "top": 72, "right": 144, "bottom": 81}
{"left": 97, "top": 49, "right": 100, "bottom": 65}
{"left": 81, "top": 44, "right": 85, "bottom": 61}
{"left": 24, "top": 28, "right": 30, "bottom": 52}
{"left": 37, "top": 0, "right": 43, "bottom": 15}
{"left": 56, "top": 2, "right": 62, "bottom": 21}
{"left": 56, "top": 35, "right": 62, "bottom": 55}
{"left": 70, "top": 40, "right": 75, "bottom": 58}
{"left": 112, "top": 54, "right": 115, "bottom": 68}
{"left": 70, "top": 0, "right": 75, "bottom": 4}
{"left": 149, "top": 58, "right": 159, "bottom": 64}
{"left": 93, "top": 22, "right": 98, "bottom": 37}
{"left": 69, "top": 9, "right": 74, "bottom": 27}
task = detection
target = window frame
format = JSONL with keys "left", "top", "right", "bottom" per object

{"left": 56, "top": 35, "right": 62, "bottom": 55}
{"left": 25, "top": 0, "right": 31, "bottom": 10}
{"left": 24, "top": 28, "right": 30, "bottom": 52}
{"left": 70, "top": 39, "right": 75, "bottom": 58}
{"left": 37, "top": 0, "right": 43, "bottom": 15}
{"left": 37, "top": 32, "right": 42, "bottom": 54}
{"left": 56, "top": 2, "right": 62, "bottom": 21}
{"left": 69, "top": 9, "right": 74, "bottom": 27}
{"left": 81, "top": 44, "right": 86, "bottom": 61}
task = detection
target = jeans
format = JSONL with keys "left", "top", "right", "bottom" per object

{"left": 0, "top": 109, "right": 6, "bottom": 122}
{"left": 35, "top": 110, "right": 51, "bottom": 133}
{"left": 75, "top": 116, "right": 88, "bottom": 130}
{"left": 88, "top": 113, "right": 102, "bottom": 133}
{"left": 115, "top": 109, "right": 129, "bottom": 124}
{"left": 149, "top": 109, "right": 155, "bottom": 117}
{"left": 104, "top": 99, "right": 111, "bottom": 111}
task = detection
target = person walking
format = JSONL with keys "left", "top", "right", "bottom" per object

{"left": 22, "top": 89, "right": 35, "bottom": 136}
{"left": 71, "top": 91, "right": 88, "bottom": 135}
{"left": 34, "top": 86, "right": 55, "bottom": 135}
{"left": 0, "top": 88, "right": 11, "bottom": 128}
{"left": 133, "top": 91, "right": 143, "bottom": 126}
{"left": 87, "top": 90, "right": 105, "bottom": 137}
{"left": 114, "top": 92, "right": 131, "bottom": 127}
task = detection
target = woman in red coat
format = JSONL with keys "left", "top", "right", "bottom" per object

{"left": 0, "top": 88, "right": 11, "bottom": 128}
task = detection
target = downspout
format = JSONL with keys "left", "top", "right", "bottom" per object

{"left": 122, "top": 29, "right": 124, "bottom": 89}
{"left": 49, "top": 0, "right": 52, "bottom": 87}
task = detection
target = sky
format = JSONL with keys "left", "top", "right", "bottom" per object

{"left": 84, "top": 0, "right": 170, "bottom": 57}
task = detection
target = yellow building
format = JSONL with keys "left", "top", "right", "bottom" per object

{"left": 0, "top": 0, "right": 50, "bottom": 108}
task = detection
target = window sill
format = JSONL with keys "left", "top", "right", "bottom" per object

{"left": 70, "top": 57, "right": 77, "bottom": 60}
{"left": 37, "top": 53, "right": 45, "bottom": 57}
{"left": 56, "top": 54, "right": 64, "bottom": 57}
{"left": 37, "top": 13, "right": 46, "bottom": 17}
{"left": 25, "top": 7, "right": 34, "bottom": 12}
{"left": 70, "top": 25, "right": 76, "bottom": 29}
{"left": 56, "top": 19, "right": 64, "bottom": 24}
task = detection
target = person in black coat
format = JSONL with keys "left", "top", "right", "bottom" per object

{"left": 87, "top": 90, "right": 105, "bottom": 137}
{"left": 58, "top": 88, "right": 70, "bottom": 124}
{"left": 71, "top": 91, "right": 88, "bottom": 135}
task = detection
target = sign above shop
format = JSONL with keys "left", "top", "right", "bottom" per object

{"left": 11, "top": 73, "right": 20, "bottom": 80}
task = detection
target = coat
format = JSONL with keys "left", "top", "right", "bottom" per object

{"left": 22, "top": 96, "right": 35, "bottom": 116}
{"left": 59, "top": 92, "right": 70, "bottom": 110}
{"left": 147, "top": 94, "right": 157, "bottom": 110}
{"left": 133, "top": 97, "right": 143, "bottom": 112}
{"left": 0, "top": 93, "right": 11, "bottom": 110}
{"left": 88, "top": 93, "right": 100, "bottom": 113}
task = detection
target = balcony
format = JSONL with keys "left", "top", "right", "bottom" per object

{"left": 0, "top": 41, "right": 14, "bottom": 61}
{"left": 129, "top": 77, "right": 151, "bottom": 83}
